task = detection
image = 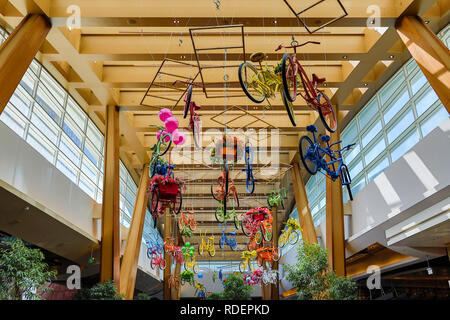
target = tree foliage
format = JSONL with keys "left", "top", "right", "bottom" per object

{"left": 0, "top": 237, "right": 57, "bottom": 300}
{"left": 134, "top": 292, "right": 151, "bottom": 300}
{"left": 283, "top": 242, "right": 358, "bottom": 300}
{"left": 221, "top": 273, "right": 253, "bottom": 300}
{"left": 74, "top": 280, "right": 123, "bottom": 300}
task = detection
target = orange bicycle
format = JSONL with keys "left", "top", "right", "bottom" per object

{"left": 256, "top": 241, "right": 281, "bottom": 268}
{"left": 169, "top": 274, "right": 181, "bottom": 290}
{"left": 179, "top": 210, "right": 197, "bottom": 231}
{"left": 211, "top": 163, "right": 239, "bottom": 217}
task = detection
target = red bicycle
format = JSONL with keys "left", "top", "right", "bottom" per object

{"left": 148, "top": 247, "right": 166, "bottom": 270}
{"left": 276, "top": 40, "right": 337, "bottom": 133}
{"left": 173, "top": 80, "right": 203, "bottom": 148}
{"left": 241, "top": 208, "right": 273, "bottom": 242}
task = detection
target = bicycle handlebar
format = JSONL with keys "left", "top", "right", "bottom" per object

{"left": 275, "top": 41, "right": 321, "bottom": 51}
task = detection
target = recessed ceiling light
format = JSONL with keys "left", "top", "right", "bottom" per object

{"left": 342, "top": 55, "right": 348, "bottom": 59}
{"left": 364, "top": 83, "right": 368, "bottom": 86}
{"left": 389, "top": 55, "right": 394, "bottom": 59}
{"left": 425, "top": 20, "right": 430, "bottom": 24}
{"left": 273, "top": 20, "right": 277, "bottom": 24}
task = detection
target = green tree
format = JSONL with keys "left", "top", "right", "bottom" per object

{"left": 283, "top": 242, "right": 357, "bottom": 300}
{"left": 73, "top": 280, "right": 123, "bottom": 300}
{"left": 134, "top": 292, "right": 151, "bottom": 300}
{"left": 206, "top": 292, "right": 224, "bottom": 300}
{"left": 0, "top": 237, "right": 57, "bottom": 300}
{"left": 221, "top": 273, "right": 253, "bottom": 300}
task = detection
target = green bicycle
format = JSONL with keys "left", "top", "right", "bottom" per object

{"left": 267, "top": 187, "right": 287, "bottom": 209}
{"left": 215, "top": 200, "right": 240, "bottom": 229}
{"left": 238, "top": 51, "right": 296, "bottom": 127}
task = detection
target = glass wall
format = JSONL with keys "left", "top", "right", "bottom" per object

{"left": 305, "top": 24, "right": 449, "bottom": 225}
{"left": 0, "top": 26, "right": 157, "bottom": 242}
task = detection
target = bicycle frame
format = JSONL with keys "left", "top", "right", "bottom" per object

{"left": 219, "top": 222, "right": 237, "bottom": 250}
{"left": 242, "top": 143, "right": 257, "bottom": 194}
{"left": 306, "top": 128, "right": 350, "bottom": 181}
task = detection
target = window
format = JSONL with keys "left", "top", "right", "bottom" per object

{"left": 302, "top": 24, "right": 449, "bottom": 210}
{"left": 391, "top": 130, "right": 420, "bottom": 163}
{"left": 26, "top": 126, "right": 56, "bottom": 163}
{"left": 0, "top": 104, "right": 27, "bottom": 137}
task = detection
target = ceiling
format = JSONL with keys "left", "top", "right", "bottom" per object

{"left": 0, "top": 0, "right": 448, "bottom": 261}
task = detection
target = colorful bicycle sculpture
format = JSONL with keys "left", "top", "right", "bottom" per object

{"left": 241, "top": 207, "right": 273, "bottom": 242}
{"left": 147, "top": 242, "right": 166, "bottom": 270}
{"left": 243, "top": 270, "right": 263, "bottom": 286}
{"left": 194, "top": 282, "right": 207, "bottom": 300}
{"left": 238, "top": 51, "right": 297, "bottom": 126}
{"left": 214, "top": 200, "right": 240, "bottom": 229}
{"left": 276, "top": 39, "right": 337, "bottom": 133}
{"left": 242, "top": 142, "right": 257, "bottom": 194}
{"left": 299, "top": 124, "right": 355, "bottom": 200}
{"left": 198, "top": 231, "right": 216, "bottom": 257}
{"left": 262, "top": 269, "right": 279, "bottom": 286}
{"left": 211, "top": 163, "right": 239, "bottom": 221}
{"left": 279, "top": 218, "right": 302, "bottom": 248}
{"left": 239, "top": 250, "right": 257, "bottom": 273}
{"left": 169, "top": 274, "right": 181, "bottom": 290}
{"left": 256, "top": 241, "right": 281, "bottom": 268}
{"left": 219, "top": 222, "right": 238, "bottom": 251}
{"left": 179, "top": 210, "right": 196, "bottom": 231}
{"left": 149, "top": 174, "right": 184, "bottom": 226}
{"left": 173, "top": 80, "right": 204, "bottom": 148}
{"left": 267, "top": 187, "right": 287, "bottom": 209}
{"left": 164, "top": 237, "right": 184, "bottom": 264}
{"left": 180, "top": 270, "right": 195, "bottom": 286}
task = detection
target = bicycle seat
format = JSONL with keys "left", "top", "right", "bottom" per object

{"left": 250, "top": 52, "right": 266, "bottom": 63}
{"left": 321, "top": 135, "right": 330, "bottom": 143}
{"left": 312, "top": 73, "right": 326, "bottom": 85}
{"left": 306, "top": 125, "right": 318, "bottom": 133}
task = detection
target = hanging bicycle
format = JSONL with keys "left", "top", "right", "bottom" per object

{"left": 173, "top": 80, "right": 204, "bottom": 148}
{"left": 267, "top": 187, "right": 287, "bottom": 209}
{"left": 276, "top": 39, "right": 337, "bottom": 133}
{"left": 279, "top": 218, "right": 302, "bottom": 248}
{"left": 242, "top": 142, "right": 257, "bottom": 194}
{"left": 198, "top": 231, "right": 216, "bottom": 257}
{"left": 299, "top": 124, "right": 355, "bottom": 200}
{"left": 238, "top": 51, "right": 297, "bottom": 127}
{"left": 149, "top": 174, "right": 184, "bottom": 226}
{"left": 219, "top": 222, "right": 238, "bottom": 251}
{"left": 241, "top": 207, "right": 273, "bottom": 242}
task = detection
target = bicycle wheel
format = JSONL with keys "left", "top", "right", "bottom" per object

{"left": 281, "top": 53, "right": 298, "bottom": 102}
{"left": 281, "top": 90, "right": 297, "bottom": 127}
{"left": 262, "top": 224, "right": 273, "bottom": 242}
{"left": 209, "top": 245, "right": 215, "bottom": 257}
{"left": 288, "top": 231, "right": 299, "bottom": 245}
{"left": 159, "top": 258, "right": 167, "bottom": 270}
{"left": 173, "top": 190, "right": 182, "bottom": 214}
{"left": 246, "top": 173, "right": 255, "bottom": 194}
{"left": 192, "top": 264, "right": 200, "bottom": 274}
{"left": 255, "top": 231, "right": 263, "bottom": 244}
{"left": 183, "top": 85, "right": 192, "bottom": 119}
{"left": 192, "top": 115, "right": 201, "bottom": 148}
{"left": 233, "top": 213, "right": 240, "bottom": 230}
{"left": 210, "top": 183, "right": 221, "bottom": 201}
{"left": 158, "top": 133, "right": 172, "bottom": 156}
{"left": 219, "top": 237, "right": 225, "bottom": 249}
{"left": 340, "top": 164, "right": 353, "bottom": 201}
{"left": 318, "top": 92, "right": 337, "bottom": 133}
{"left": 279, "top": 234, "right": 287, "bottom": 248}
{"left": 238, "top": 62, "right": 266, "bottom": 103}
{"left": 272, "top": 248, "right": 281, "bottom": 262}
{"left": 198, "top": 243, "right": 204, "bottom": 256}
{"left": 189, "top": 218, "right": 196, "bottom": 231}
{"left": 231, "top": 241, "right": 238, "bottom": 251}
{"left": 215, "top": 206, "right": 225, "bottom": 223}
{"left": 241, "top": 217, "right": 253, "bottom": 237}
{"left": 299, "top": 136, "right": 318, "bottom": 175}
{"left": 239, "top": 261, "right": 247, "bottom": 273}
{"left": 150, "top": 256, "right": 158, "bottom": 270}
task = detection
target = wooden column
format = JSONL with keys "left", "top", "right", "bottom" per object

{"left": 171, "top": 261, "right": 181, "bottom": 300}
{"left": 163, "top": 208, "right": 172, "bottom": 300}
{"left": 396, "top": 16, "right": 450, "bottom": 112}
{"left": 291, "top": 158, "right": 318, "bottom": 244}
{"left": 100, "top": 106, "right": 121, "bottom": 286}
{"left": 120, "top": 164, "right": 150, "bottom": 299}
{"left": 270, "top": 205, "right": 279, "bottom": 300}
{"left": 0, "top": 14, "right": 51, "bottom": 114}
{"left": 325, "top": 106, "right": 346, "bottom": 277}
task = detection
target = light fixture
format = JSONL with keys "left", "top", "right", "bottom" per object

{"left": 273, "top": 20, "right": 277, "bottom": 24}
{"left": 370, "top": 19, "right": 375, "bottom": 25}
{"left": 342, "top": 55, "right": 348, "bottom": 59}
{"left": 323, "top": 83, "right": 327, "bottom": 87}
{"left": 389, "top": 55, "right": 394, "bottom": 59}
{"left": 364, "top": 83, "right": 368, "bottom": 87}
{"left": 425, "top": 20, "right": 431, "bottom": 24}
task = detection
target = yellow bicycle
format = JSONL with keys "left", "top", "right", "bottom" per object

{"left": 279, "top": 218, "right": 302, "bottom": 248}
{"left": 198, "top": 231, "right": 216, "bottom": 257}
{"left": 238, "top": 51, "right": 297, "bottom": 126}
{"left": 239, "top": 250, "right": 257, "bottom": 273}
{"left": 184, "top": 254, "right": 200, "bottom": 274}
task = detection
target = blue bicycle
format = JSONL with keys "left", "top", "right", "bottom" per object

{"left": 151, "top": 159, "right": 174, "bottom": 178}
{"left": 299, "top": 125, "right": 355, "bottom": 201}
{"left": 242, "top": 143, "right": 257, "bottom": 194}
{"left": 219, "top": 222, "right": 238, "bottom": 251}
